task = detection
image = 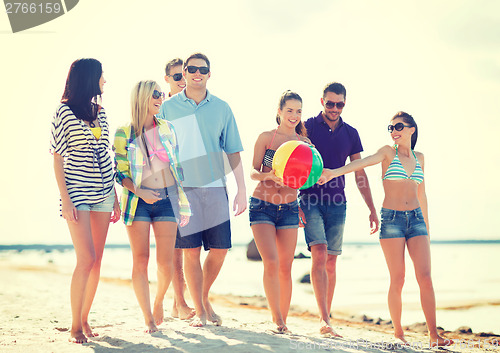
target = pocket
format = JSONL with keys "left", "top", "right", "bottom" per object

{"left": 249, "top": 198, "right": 265, "bottom": 211}
{"left": 380, "top": 209, "right": 395, "bottom": 222}
{"left": 415, "top": 208, "right": 424, "bottom": 221}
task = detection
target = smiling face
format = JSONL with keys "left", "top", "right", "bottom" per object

{"left": 148, "top": 86, "right": 163, "bottom": 116}
{"left": 278, "top": 99, "right": 302, "bottom": 129}
{"left": 389, "top": 117, "right": 414, "bottom": 146}
{"left": 321, "top": 92, "right": 345, "bottom": 123}
{"left": 184, "top": 58, "right": 211, "bottom": 89}
{"left": 165, "top": 64, "right": 186, "bottom": 95}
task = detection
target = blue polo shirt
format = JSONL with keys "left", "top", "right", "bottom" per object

{"left": 300, "top": 112, "right": 363, "bottom": 204}
{"left": 158, "top": 89, "right": 243, "bottom": 188}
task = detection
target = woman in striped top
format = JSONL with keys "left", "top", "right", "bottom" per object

{"left": 50, "top": 58, "right": 120, "bottom": 344}
{"left": 113, "top": 80, "right": 191, "bottom": 333}
{"left": 319, "top": 112, "right": 452, "bottom": 347}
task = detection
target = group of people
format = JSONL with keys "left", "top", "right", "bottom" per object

{"left": 50, "top": 53, "right": 452, "bottom": 347}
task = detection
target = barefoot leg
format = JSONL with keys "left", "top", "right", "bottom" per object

{"left": 152, "top": 221, "right": 177, "bottom": 325}
{"left": 380, "top": 238, "right": 406, "bottom": 341}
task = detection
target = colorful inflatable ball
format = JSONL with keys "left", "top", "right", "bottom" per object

{"left": 272, "top": 141, "right": 324, "bottom": 190}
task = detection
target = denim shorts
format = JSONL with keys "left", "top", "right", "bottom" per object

{"left": 175, "top": 187, "right": 231, "bottom": 250}
{"left": 76, "top": 191, "right": 115, "bottom": 212}
{"left": 133, "top": 187, "right": 176, "bottom": 223}
{"left": 299, "top": 196, "right": 346, "bottom": 255}
{"left": 249, "top": 197, "right": 299, "bottom": 229}
{"left": 379, "top": 207, "right": 428, "bottom": 240}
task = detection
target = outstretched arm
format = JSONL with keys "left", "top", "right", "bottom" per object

{"left": 318, "top": 146, "right": 389, "bottom": 185}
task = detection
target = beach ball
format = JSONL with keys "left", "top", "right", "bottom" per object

{"left": 272, "top": 141, "right": 324, "bottom": 190}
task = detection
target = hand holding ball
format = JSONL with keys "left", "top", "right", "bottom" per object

{"left": 272, "top": 141, "right": 324, "bottom": 190}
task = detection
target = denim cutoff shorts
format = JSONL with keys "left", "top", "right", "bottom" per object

{"left": 249, "top": 197, "right": 299, "bottom": 229}
{"left": 379, "top": 207, "right": 428, "bottom": 240}
{"left": 76, "top": 191, "right": 115, "bottom": 212}
{"left": 133, "top": 187, "right": 176, "bottom": 223}
{"left": 299, "top": 195, "right": 346, "bottom": 255}
{"left": 175, "top": 187, "right": 231, "bottom": 251}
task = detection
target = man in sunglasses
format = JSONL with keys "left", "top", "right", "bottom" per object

{"left": 164, "top": 58, "right": 186, "bottom": 97}
{"left": 299, "top": 82, "right": 379, "bottom": 337}
{"left": 158, "top": 52, "right": 246, "bottom": 327}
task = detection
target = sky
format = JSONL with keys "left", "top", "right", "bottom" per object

{"left": 0, "top": 0, "right": 499, "bottom": 245}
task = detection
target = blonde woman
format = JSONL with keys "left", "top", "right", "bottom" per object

{"left": 113, "top": 80, "right": 191, "bottom": 333}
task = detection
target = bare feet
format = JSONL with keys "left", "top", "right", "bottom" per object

{"left": 189, "top": 314, "right": 207, "bottom": 327}
{"left": 153, "top": 301, "right": 164, "bottom": 326}
{"left": 320, "top": 322, "right": 342, "bottom": 338}
{"left": 395, "top": 333, "right": 408, "bottom": 344}
{"left": 82, "top": 322, "right": 98, "bottom": 338}
{"left": 204, "top": 301, "right": 222, "bottom": 326}
{"left": 271, "top": 324, "right": 289, "bottom": 334}
{"left": 145, "top": 322, "right": 159, "bottom": 334}
{"left": 69, "top": 330, "right": 87, "bottom": 344}
{"left": 430, "top": 336, "right": 454, "bottom": 347}
{"left": 172, "top": 303, "right": 196, "bottom": 320}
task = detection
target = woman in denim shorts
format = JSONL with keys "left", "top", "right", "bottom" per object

{"left": 319, "top": 112, "right": 452, "bottom": 347}
{"left": 249, "top": 91, "right": 311, "bottom": 333}
{"left": 51, "top": 59, "right": 121, "bottom": 343}
{"left": 113, "top": 81, "right": 191, "bottom": 333}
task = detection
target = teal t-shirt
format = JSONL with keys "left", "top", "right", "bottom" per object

{"left": 158, "top": 90, "right": 243, "bottom": 187}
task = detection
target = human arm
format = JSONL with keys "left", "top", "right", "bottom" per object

{"left": 228, "top": 152, "right": 247, "bottom": 216}
{"left": 250, "top": 133, "right": 284, "bottom": 184}
{"left": 317, "top": 146, "right": 390, "bottom": 184}
{"left": 113, "top": 127, "right": 160, "bottom": 204}
{"left": 53, "top": 153, "right": 78, "bottom": 223}
{"left": 351, "top": 153, "right": 379, "bottom": 234}
{"left": 110, "top": 187, "right": 121, "bottom": 223}
{"left": 416, "top": 153, "right": 430, "bottom": 236}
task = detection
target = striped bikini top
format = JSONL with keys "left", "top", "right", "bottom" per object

{"left": 262, "top": 129, "right": 299, "bottom": 168}
{"left": 383, "top": 146, "right": 424, "bottom": 184}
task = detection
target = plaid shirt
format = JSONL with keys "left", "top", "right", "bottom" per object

{"left": 113, "top": 118, "right": 191, "bottom": 226}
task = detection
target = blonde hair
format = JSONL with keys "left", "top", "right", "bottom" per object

{"left": 130, "top": 80, "right": 158, "bottom": 137}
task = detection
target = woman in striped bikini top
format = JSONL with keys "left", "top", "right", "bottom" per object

{"left": 382, "top": 145, "right": 424, "bottom": 184}
{"left": 317, "top": 112, "right": 454, "bottom": 347}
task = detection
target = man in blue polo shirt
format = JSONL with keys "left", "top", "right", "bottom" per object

{"left": 159, "top": 53, "right": 247, "bottom": 327}
{"left": 299, "top": 82, "right": 379, "bottom": 336}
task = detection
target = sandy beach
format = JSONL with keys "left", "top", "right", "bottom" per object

{"left": 1, "top": 260, "right": 498, "bottom": 353}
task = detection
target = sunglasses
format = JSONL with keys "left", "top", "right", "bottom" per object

{"left": 324, "top": 101, "right": 345, "bottom": 109}
{"left": 152, "top": 90, "right": 165, "bottom": 100}
{"left": 185, "top": 66, "right": 210, "bottom": 75}
{"left": 388, "top": 122, "right": 412, "bottom": 133}
{"left": 168, "top": 73, "right": 183, "bottom": 81}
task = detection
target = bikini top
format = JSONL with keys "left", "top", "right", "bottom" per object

{"left": 262, "top": 129, "right": 299, "bottom": 168}
{"left": 144, "top": 120, "right": 170, "bottom": 163}
{"left": 383, "top": 146, "right": 424, "bottom": 184}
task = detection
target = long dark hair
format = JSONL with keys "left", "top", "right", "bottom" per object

{"left": 275, "top": 90, "right": 306, "bottom": 136}
{"left": 392, "top": 111, "right": 418, "bottom": 149}
{"left": 61, "top": 58, "right": 103, "bottom": 122}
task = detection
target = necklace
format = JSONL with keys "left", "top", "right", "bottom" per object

{"left": 89, "top": 120, "right": 96, "bottom": 128}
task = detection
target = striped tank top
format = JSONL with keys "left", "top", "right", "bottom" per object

{"left": 383, "top": 146, "right": 424, "bottom": 184}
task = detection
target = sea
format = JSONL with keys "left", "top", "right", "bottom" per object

{"left": 1, "top": 240, "right": 499, "bottom": 335}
